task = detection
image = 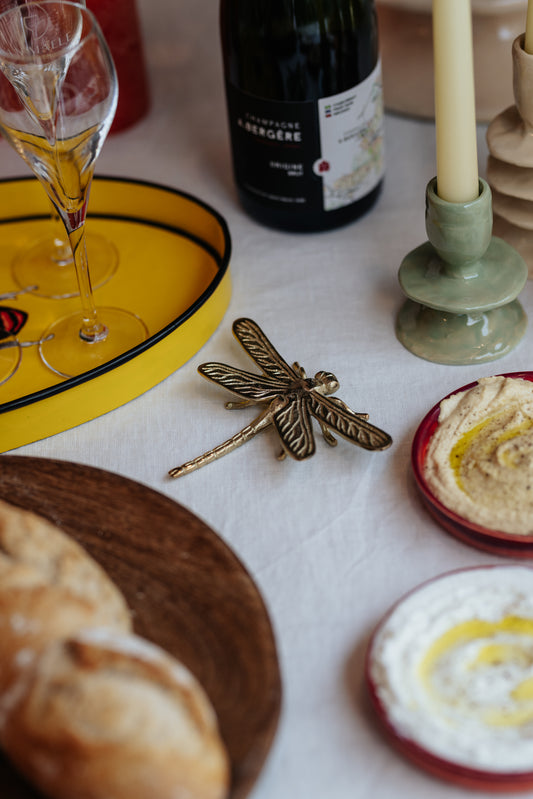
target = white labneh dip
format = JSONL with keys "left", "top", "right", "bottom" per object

{"left": 368, "top": 566, "right": 533, "bottom": 772}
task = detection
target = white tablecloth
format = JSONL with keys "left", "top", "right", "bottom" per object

{"left": 3, "top": 1, "right": 533, "bottom": 797}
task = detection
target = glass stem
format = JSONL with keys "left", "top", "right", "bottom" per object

{"left": 50, "top": 201, "right": 73, "bottom": 265}
{"left": 67, "top": 222, "right": 108, "bottom": 344}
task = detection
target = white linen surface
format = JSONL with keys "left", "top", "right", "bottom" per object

{"left": 2, "top": 1, "right": 532, "bottom": 797}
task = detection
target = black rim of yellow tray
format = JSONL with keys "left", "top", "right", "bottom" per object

{"left": 0, "top": 175, "right": 232, "bottom": 450}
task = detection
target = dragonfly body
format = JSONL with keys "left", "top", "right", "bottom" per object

{"left": 169, "top": 406, "right": 273, "bottom": 478}
{"left": 168, "top": 318, "right": 392, "bottom": 478}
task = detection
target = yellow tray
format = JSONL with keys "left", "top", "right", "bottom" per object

{"left": 0, "top": 176, "right": 232, "bottom": 452}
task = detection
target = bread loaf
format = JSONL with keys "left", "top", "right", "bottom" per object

{"left": 0, "top": 629, "right": 230, "bottom": 799}
{"left": 0, "top": 499, "right": 132, "bottom": 694}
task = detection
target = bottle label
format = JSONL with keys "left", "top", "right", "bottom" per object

{"left": 225, "top": 62, "right": 384, "bottom": 215}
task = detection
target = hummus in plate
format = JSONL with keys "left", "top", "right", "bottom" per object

{"left": 424, "top": 375, "right": 533, "bottom": 536}
{"left": 368, "top": 566, "right": 533, "bottom": 773}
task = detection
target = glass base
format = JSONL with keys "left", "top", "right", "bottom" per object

{"left": 39, "top": 307, "right": 148, "bottom": 378}
{"left": 0, "top": 338, "right": 21, "bottom": 385}
{"left": 12, "top": 231, "right": 118, "bottom": 299}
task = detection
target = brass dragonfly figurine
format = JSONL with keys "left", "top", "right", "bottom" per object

{"left": 169, "top": 318, "right": 392, "bottom": 478}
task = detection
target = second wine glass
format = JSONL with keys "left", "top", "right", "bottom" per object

{"left": 11, "top": 200, "right": 118, "bottom": 299}
{"left": 0, "top": 0, "right": 147, "bottom": 377}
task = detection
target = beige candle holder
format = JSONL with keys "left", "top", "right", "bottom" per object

{"left": 487, "top": 34, "right": 533, "bottom": 276}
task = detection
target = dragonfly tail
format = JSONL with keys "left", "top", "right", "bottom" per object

{"left": 168, "top": 408, "right": 273, "bottom": 478}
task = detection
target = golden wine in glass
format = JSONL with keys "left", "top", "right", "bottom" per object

{"left": 0, "top": 1, "right": 147, "bottom": 377}
{"left": 5, "top": 0, "right": 118, "bottom": 300}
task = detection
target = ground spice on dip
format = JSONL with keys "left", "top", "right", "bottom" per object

{"left": 424, "top": 376, "right": 533, "bottom": 535}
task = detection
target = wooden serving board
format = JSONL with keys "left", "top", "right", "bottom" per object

{"left": 0, "top": 455, "right": 281, "bottom": 799}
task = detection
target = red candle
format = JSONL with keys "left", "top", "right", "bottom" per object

{"left": 87, "top": 0, "right": 150, "bottom": 132}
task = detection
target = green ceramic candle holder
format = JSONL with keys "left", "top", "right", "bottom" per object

{"left": 396, "top": 177, "right": 528, "bottom": 364}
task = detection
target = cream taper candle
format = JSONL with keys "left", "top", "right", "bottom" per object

{"left": 432, "top": 0, "right": 479, "bottom": 203}
{"left": 526, "top": 0, "right": 533, "bottom": 54}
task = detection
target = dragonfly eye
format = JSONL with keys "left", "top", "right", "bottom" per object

{"left": 315, "top": 371, "right": 339, "bottom": 394}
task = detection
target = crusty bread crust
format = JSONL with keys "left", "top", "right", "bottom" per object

{"left": 0, "top": 499, "right": 132, "bottom": 695}
{"left": 0, "top": 499, "right": 230, "bottom": 799}
{"left": 1, "top": 630, "right": 230, "bottom": 799}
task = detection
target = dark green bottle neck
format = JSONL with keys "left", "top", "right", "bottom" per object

{"left": 220, "top": 0, "right": 378, "bottom": 101}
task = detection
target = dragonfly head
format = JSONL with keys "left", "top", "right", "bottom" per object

{"left": 314, "top": 371, "right": 339, "bottom": 395}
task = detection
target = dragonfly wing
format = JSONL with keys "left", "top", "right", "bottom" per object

{"left": 272, "top": 393, "right": 316, "bottom": 460}
{"left": 199, "top": 362, "right": 290, "bottom": 402}
{"left": 233, "top": 318, "right": 299, "bottom": 380}
{"left": 307, "top": 393, "right": 392, "bottom": 451}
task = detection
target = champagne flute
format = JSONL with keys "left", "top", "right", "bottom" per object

{"left": 0, "top": 0, "right": 147, "bottom": 377}
{"left": 6, "top": 0, "right": 119, "bottom": 300}
{"left": 0, "top": 336, "right": 21, "bottom": 384}
{"left": 0, "top": 296, "right": 49, "bottom": 386}
{"left": 0, "top": 302, "right": 23, "bottom": 385}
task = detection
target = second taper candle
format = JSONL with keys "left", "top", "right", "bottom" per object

{"left": 526, "top": 0, "right": 533, "bottom": 54}
{"left": 433, "top": 0, "right": 479, "bottom": 203}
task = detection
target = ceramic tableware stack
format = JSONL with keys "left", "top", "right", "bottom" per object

{"left": 486, "top": 34, "right": 533, "bottom": 276}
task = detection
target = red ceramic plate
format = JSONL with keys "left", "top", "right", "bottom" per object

{"left": 365, "top": 565, "right": 533, "bottom": 792}
{"left": 412, "top": 371, "right": 533, "bottom": 557}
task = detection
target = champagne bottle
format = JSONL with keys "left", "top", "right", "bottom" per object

{"left": 220, "top": 0, "right": 384, "bottom": 232}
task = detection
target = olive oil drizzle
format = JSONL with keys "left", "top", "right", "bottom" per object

{"left": 419, "top": 616, "right": 533, "bottom": 727}
{"left": 449, "top": 411, "right": 533, "bottom": 493}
